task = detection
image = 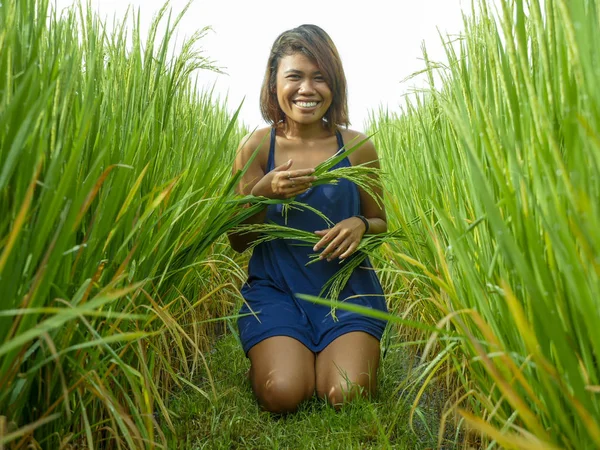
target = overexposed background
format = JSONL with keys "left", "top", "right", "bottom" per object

{"left": 52, "top": 0, "right": 480, "bottom": 131}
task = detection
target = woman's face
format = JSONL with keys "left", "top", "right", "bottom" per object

{"left": 275, "top": 53, "right": 332, "bottom": 126}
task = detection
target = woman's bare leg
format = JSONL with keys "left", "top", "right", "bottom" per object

{"left": 315, "top": 331, "right": 380, "bottom": 408}
{"left": 248, "top": 336, "right": 315, "bottom": 414}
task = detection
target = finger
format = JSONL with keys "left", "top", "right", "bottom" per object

{"left": 289, "top": 168, "right": 316, "bottom": 177}
{"left": 313, "top": 237, "right": 329, "bottom": 251}
{"left": 279, "top": 178, "right": 303, "bottom": 194}
{"left": 289, "top": 182, "right": 314, "bottom": 194}
{"left": 273, "top": 178, "right": 289, "bottom": 195}
{"left": 313, "top": 230, "right": 334, "bottom": 251}
{"left": 277, "top": 172, "right": 292, "bottom": 184}
{"left": 326, "top": 239, "right": 351, "bottom": 261}
{"left": 339, "top": 241, "right": 359, "bottom": 260}
{"left": 285, "top": 185, "right": 314, "bottom": 198}
{"left": 320, "top": 234, "right": 346, "bottom": 259}
{"left": 289, "top": 182, "right": 313, "bottom": 194}
{"left": 272, "top": 167, "right": 294, "bottom": 195}
{"left": 288, "top": 175, "right": 317, "bottom": 185}
{"left": 284, "top": 185, "right": 310, "bottom": 198}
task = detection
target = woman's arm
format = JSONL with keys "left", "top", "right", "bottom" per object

{"left": 227, "top": 130, "right": 269, "bottom": 253}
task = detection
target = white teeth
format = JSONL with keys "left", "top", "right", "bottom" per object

{"left": 296, "top": 101, "right": 318, "bottom": 108}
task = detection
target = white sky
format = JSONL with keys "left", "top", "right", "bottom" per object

{"left": 52, "top": 0, "right": 478, "bottom": 131}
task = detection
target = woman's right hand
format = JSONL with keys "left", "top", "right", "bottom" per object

{"left": 251, "top": 159, "right": 317, "bottom": 199}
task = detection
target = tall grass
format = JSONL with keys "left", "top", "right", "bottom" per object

{"left": 0, "top": 0, "right": 249, "bottom": 447}
{"left": 371, "top": 0, "right": 600, "bottom": 447}
{"left": 4, "top": 0, "right": 599, "bottom": 447}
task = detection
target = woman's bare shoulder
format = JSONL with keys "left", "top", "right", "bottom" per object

{"left": 339, "top": 128, "right": 379, "bottom": 165}
{"left": 234, "top": 127, "right": 273, "bottom": 171}
{"left": 238, "top": 127, "right": 273, "bottom": 153}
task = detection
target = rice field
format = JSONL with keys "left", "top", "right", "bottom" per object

{"left": 1, "top": 0, "right": 599, "bottom": 448}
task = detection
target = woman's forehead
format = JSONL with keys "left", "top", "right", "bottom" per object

{"left": 277, "top": 53, "right": 320, "bottom": 73}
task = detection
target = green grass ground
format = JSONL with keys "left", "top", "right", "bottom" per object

{"left": 167, "top": 324, "right": 457, "bottom": 449}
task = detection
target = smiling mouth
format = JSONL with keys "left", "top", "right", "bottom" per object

{"left": 294, "top": 101, "right": 319, "bottom": 108}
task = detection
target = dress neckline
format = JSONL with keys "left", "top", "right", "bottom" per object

{"left": 267, "top": 127, "right": 348, "bottom": 172}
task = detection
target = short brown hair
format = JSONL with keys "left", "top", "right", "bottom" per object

{"left": 260, "top": 24, "right": 349, "bottom": 131}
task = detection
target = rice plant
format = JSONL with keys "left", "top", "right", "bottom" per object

{"left": 0, "top": 0, "right": 250, "bottom": 447}
{"left": 4, "top": 0, "right": 599, "bottom": 447}
{"left": 370, "top": 0, "right": 600, "bottom": 447}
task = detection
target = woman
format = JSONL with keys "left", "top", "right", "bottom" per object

{"left": 228, "top": 24, "right": 388, "bottom": 414}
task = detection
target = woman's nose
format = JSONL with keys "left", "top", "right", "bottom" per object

{"left": 298, "top": 79, "right": 315, "bottom": 93}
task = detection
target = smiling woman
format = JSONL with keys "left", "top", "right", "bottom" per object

{"left": 276, "top": 54, "right": 333, "bottom": 125}
{"left": 259, "top": 25, "right": 347, "bottom": 131}
{"left": 227, "top": 24, "right": 388, "bottom": 414}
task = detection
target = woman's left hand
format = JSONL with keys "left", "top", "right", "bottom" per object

{"left": 313, "top": 216, "right": 367, "bottom": 262}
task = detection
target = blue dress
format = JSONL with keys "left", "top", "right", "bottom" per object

{"left": 238, "top": 127, "right": 388, "bottom": 355}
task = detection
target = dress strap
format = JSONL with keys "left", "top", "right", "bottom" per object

{"left": 335, "top": 129, "right": 344, "bottom": 150}
{"left": 267, "top": 127, "right": 277, "bottom": 171}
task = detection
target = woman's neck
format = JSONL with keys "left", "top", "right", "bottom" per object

{"left": 280, "top": 119, "right": 332, "bottom": 141}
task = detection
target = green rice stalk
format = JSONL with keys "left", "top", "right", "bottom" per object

{"left": 0, "top": 0, "right": 247, "bottom": 446}
{"left": 368, "top": 0, "right": 600, "bottom": 446}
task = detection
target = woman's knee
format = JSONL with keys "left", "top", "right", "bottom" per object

{"left": 318, "top": 374, "right": 376, "bottom": 408}
{"left": 253, "top": 373, "right": 314, "bottom": 414}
